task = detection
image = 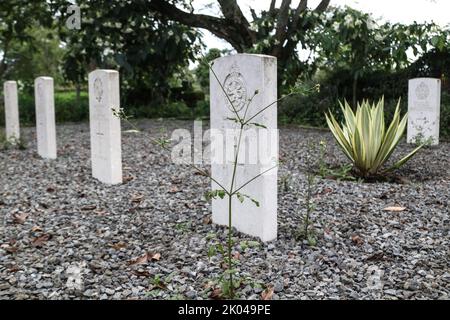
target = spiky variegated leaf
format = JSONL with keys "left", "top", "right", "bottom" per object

{"left": 325, "top": 97, "right": 423, "bottom": 177}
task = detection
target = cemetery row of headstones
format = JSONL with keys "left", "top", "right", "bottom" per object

{"left": 1, "top": 54, "right": 444, "bottom": 242}
{"left": 2, "top": 70, "right": 122, "bottom": 184}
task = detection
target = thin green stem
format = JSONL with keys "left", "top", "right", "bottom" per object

{"left": 241, "top": 92, "right": 258, "bottom": 124}
{"left": 230, "top": 124, "right": 244, "bottom": 193}
{"left": 244, "top": 92, "right": 295, "bottom": 125}
{"left": 232, "top": 164, "right": 278, "bottom": 195}
{"left": 226, "top": 123, "right": 245, "bottom": 298}
{"left": 227, "top": 193, "right": 233, "bottom": 298}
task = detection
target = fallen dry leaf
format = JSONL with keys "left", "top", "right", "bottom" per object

{"left": 171, "top": 177, "right": 182, "bottom": 184}
{"left": 202, "top": 215, "right": 212, "bottom": 225}
{"left": 13, "top": 212, "right": 29, "bottom": 224}
{"left": 151, "top": 252, "right": 161, "bottom": 261}
{"left": 81, "top": 204, "right": 96, "bottom": 211}
{"left": 316, "top": 187, "right": 333, "bottom": 197}
{"left": 1, "top": 244, "right": 18, "bottom": 254}
{"left": 31, "top": 234, "right": 52, "bottom": 247}
{"left": 184, "top": 202, "right": 195, "bottom": 209}
{"left": 351, "top": 235, "right": 364, "bottom": 246}
{"left": 209, "top": 288, "right": 222, "bottom": 300}
{"left": 233, "top": 252, "right": 241, "bottom": 260}
{"left": 168, "top": 186, "right": 179, "bottom": 194}
{"left": 128, "top": 253, "right": 148, "bottom": 266}
{"left": 261, "top": 285, "right": 274, "bottom": 300}
{"left": 8, "top": 265, "right": 20, "bottom": 272}
{"left": 93, "top": 208, "right": 109, "bottom": 216}
{"left": 131, "top": 194, "right": 144, "bottom": 203}
{"left": 365, "top": 251, "right": 385, "bottom": 262}
{"left": 128, "top": 252, "right": 161, "bottom": 266}
{"left": 30, "top": 226, "right": 43, "bottom": 232}
{"left": 131, "top": 269, "right": 151, "bottom": 277}
{"left": 123, "top": 175, "right": 134, "bottom": 183}
{"left": 109, "top": 242, "right": 127, "bottom": 250}
{"left": 383, "top": 206, "right": 406, "bottom": 212}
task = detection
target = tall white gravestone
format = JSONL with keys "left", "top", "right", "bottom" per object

{"left": 3, "top": 81, "right": 20, "bottom": 142}
{"left": 210, "top": 54, "right": 278, "bottom": 242}
{"left": 407, "top": 78, "right": 441, "bottom": 145}
{"left": 88, "top": 70, "right": 122, "bottom": 184}
{"left": 35, "top": 77, "right": 57, "bottom": 159}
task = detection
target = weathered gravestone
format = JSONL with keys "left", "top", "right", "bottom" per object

{"left": 407, "top": 78, "right": 441, "bottom": 145}
{"left": 88, "top": 70, "right": 122, "bottom": 184}
{"left": 210, "top": 54, "right": 278, "bottom": 242}
{"left": 3, "top": 81, "right": 20, "bottom": 142}
{"left": 35, "top": 77, "right": 57, "bottom": 159}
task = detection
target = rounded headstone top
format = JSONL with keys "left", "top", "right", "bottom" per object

{"left": 212, "top": 53, "right": 277, "bottom": 65}
{"left": 90, "top": 69, "right": 119, "bottom": 75}
{"left": 36, "top": 76, "right": 53, "bottom": 81}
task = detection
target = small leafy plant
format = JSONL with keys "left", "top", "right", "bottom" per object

{"left": 280, "top": 173, "right": 292, "bottom": 192}
{"left": 0, "top": 132, "right": 27, "bottom": 150}
{"left": 115, "top": 58, "right": 316, "bottom": 299}
{"left": 295, "top": 140, "right": 317, "bottom": 246}
{"left": 413, "top": 132, "right": 435, "bottom": 147}
{"left": 325, "top": 98, "right": 423, "bottom": 178}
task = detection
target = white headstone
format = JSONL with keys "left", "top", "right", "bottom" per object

{"left": 407, "top": 78, "right": 441, "bottom": 145}
{"left": 210, "top": 54, "right": 278, "bottom": 242}
{"left": 88, "top": 69, "right": 122, "bottom": 184}
{"left": 3, "top": 81, "right": 20, "bottom": 142}
{"left": 35, "top": 77, "right": 57, "bottom": 159}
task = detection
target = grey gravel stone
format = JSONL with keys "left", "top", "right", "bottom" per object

{"left": 0, "top": 120, "right": 448, "bottom": 300}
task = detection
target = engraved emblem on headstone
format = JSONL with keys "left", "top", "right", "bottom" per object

{"left": 223, "top": 63, "right": 247, "bottom": 113}
{"left": 93, "top": 77, "right": 103, "bottom": 103}
{"left": 415, "top": 81, "right": 430, "bottom": 100}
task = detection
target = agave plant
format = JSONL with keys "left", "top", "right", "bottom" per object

{"left": 325, "top": 98, "right": 423, "bottom": 178}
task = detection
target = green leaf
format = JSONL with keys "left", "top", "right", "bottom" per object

{"left": 248, "top": 122, "right": 267, "bottom": 129}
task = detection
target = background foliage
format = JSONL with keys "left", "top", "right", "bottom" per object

{"left": 0, "top": 2, "right": 449, "bottom": 138}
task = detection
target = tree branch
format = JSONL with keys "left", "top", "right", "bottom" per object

{"left": 290, "top": 0, "right": 308, "bottom": 35}
{"left": 218, "top": 0, "right": 249, "bottom": 26}
{"left": 269, "top": 0, "right": 276, "bottom": 13}
{"left": 314, "top": 0, "right": 331, "bottom": 13}
{"left": 272, "top": 0, "right": 292, "bottom": 56}
{"left": 149, "top": 0, "right": 255, "bottom": 52}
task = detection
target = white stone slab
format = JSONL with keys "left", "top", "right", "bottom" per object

{"left": 35, "top": 77, "right": 57, "bottom": 159}
{"left": 210, "top": 54, "right": 278, "bottom": 242}
{"left": 407, "top": 78, "right": 441, "bottom": 145}
{"left": 88, "top": 70, "right": 122, "bottom": 184}
{"left": 3, "top": 81, "right": 20, "bottom": 142}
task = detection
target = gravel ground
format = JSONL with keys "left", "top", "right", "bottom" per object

{"left": 0, "top": 119, "right": 449, "bottom": 300}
